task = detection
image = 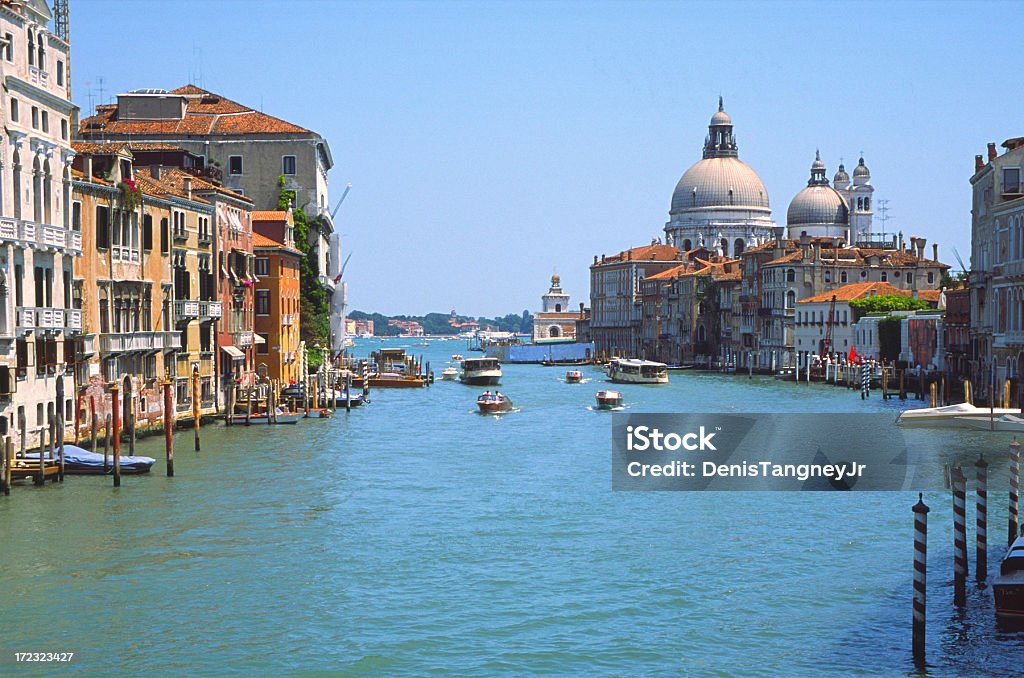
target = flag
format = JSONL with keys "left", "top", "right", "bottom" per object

{"left": 848, "top": 346, "right": 857, "bottom": 364}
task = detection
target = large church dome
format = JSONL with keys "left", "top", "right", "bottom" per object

{"left": 787, "top": 152, "right": 849, "bottom": 232}
{"left": 671, "top": 157, "right": 770, "bottom": 212}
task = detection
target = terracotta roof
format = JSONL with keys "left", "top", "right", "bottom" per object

{"left": 72, "top": 141, "right": 131, "bottom": 155}
{"left": 126, "top": 142, "right": 188, "bottom": 152}
{"left": 597, "top": 244, "right": 681, "bottom": 265}
{"left": 252, "top": 210, "right": 288, "bottom": 222}
{"left": 918, "top": 289, "right": 941, "bottom": 302}
{"left": 766, "top": 246, "right": 949, "bottom": 269}
{"left": 645, "top": 264, "right": 690, "bottom": 280}
{"left": 80, "top": 85, "right": 312, "bottom": 137}
{"left": 134, "top": 169, "right": 211, "bottom": 205}
{"left": 799, "top": 281, "right": 933, "bottom": 304}
{"left": 253, "top": 231, "right": 302, "bottom": 255}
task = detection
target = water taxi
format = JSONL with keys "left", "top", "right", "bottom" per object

{"left": 452, "top": 354, "right": 464, "bottom": 362}
{"left": 477, "top": 392, "right": 513, "bottom": 414}
{"left": 995, "top": 534, "right": 1024, "bottom": 618}
{"left": 896, "top": 402, "right": 1020, "bottom": 428}
{"left": 607, "top": 358, "right": 669, "bottom": 384}
{"left": 566, "top": 370, "right": 583, "bottom": 383}
{"left": 461, "top": 357, "right": 502, "bottom": 385}
{"left": 595, "top": 390, "right": 623, "bottom": 409}
{"left": 442, "top": 366, "right": 459, "bottom": 381}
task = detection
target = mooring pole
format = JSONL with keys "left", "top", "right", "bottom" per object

{"left": 55, "top": 375, "right": 65, "bottom": 482}
{"left": 163, "top": 378, "right": 174, "bottom": 477}
{"left": 977, "top": 453, "right": 988, "bottom": 580}
{"left": 952, "top": 464, "right": 967, "bottom": 606}
{"left": 90, "top": 395, "right": 98, "bottom": 451}
{"left": 192, "top": 366, "right": 200, "bottom": 451}
{"left": 1010, "top": 438, "right": 1021, "bottom": 546}
{"left": 912, "top": 493, "right": 929, "bottom": 665}
{"left": 111, "top": 383, "right": 121, "bottom": 488}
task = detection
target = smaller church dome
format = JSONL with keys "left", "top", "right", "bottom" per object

{"left": 833, "top": 163, "right": 850, "bottom": 185}
{"left": 787, "top": 152, "right": 849, "bottom": 228}
{"left": 853, "top": 156, "right": 870, "bottom": 178}
{"left": 551, "top": 274, "right": 561, "bottom": 286}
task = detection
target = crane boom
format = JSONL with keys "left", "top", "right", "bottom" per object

{"left": 822, "top": 294, "right": 837, "bottom": 356}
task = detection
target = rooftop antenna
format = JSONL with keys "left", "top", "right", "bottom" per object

{"left": 876, "top": 198, "right": 891, "bottom": 242}
{"left": 52, "top": 0, "right": 70, "bottom": 97}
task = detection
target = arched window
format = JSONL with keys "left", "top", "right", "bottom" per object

{"left": 864, "top": 197, "right": 870, "bottom": 210}
{"left": 840, "top": 271, "right": 848, "bottom": 283}
{"left": 42, "top": 158, "right": 52, "bottom": 225}
{"left": 682, "top": 239, "right": 692, "bottom": 251}
{"left": 549, "top": 325, "right": 561, "bottom": 338}
{"left": 32, "top": 156, "right": 41, "bottom": 222}
{"left": 786, "top": 269, "right": 795, "bottom": 282}
{"left": 721, "top": 238, "right": 729, "bottom": 256}
{"left": 786, "top": 290, "right": 795, "bottom": 308}
{"left": 555, "top": 303, "right": 561, "bottom": 312}
{"left": 734, "top": 238, "right": 744, "bottom": 256}
{"left": 12, "top": 149, "right": 21, "bottom": 220}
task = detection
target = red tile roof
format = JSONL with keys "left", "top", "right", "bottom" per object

{"left": 253, "top": 231, "right": 302, "bottom": 255}
{"left": 72, "top": 141, "right": 131, "bottom": 155}
{"left": 252, "top": 210, "right": 289, "bottom": 222}
{"left": 79, "top": 85, "right": 313, "bottom": 137}
{"left": 799, "top": 281, "right": 937, "bottom": 304}
{"left": 597, "top": 244, "right": 681, "bottom": 265}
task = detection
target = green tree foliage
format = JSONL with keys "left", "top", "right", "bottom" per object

{"left": 848, "top": 294, "right": 932, "bottom": 320}
{"left": 348, "top": 309, "right": 535, "bottom": 335}
{"left": 278, "top": 176, "right": 329, "bottom": 347}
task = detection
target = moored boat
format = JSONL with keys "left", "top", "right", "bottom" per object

{"left": 245, "top": 407, "right": 302, "bottom": 425}
{"left": 995, "top": 535, "right": 1024, "bottom": 618}
{"left": 461, "top": 357, "right": 502, "bottom": 385}
{"left": 477, "top": 392, "right": 513, "bottom": 413}
{"left": 896, "top": 402, "right": 1020, "bottom": 428}
{"left": 607, "top": 358, "right": 669, "bottom": 384}
{"left": 953, "top": 413, "right": 1024, "bottom": 432}
{"left": 565, "top": 370, "right": 583, "bottom": 383}
{"left": 25, "top": 444, "right": 156, "bottom": 474}
{"left": 332, "top": 391, "right": 366, "bottom": 408}
{"left": 595, "top": 390, "right": 623, "bottom": 409}
{"left": 442, "top": 366, "right": 458, "bottom": 381}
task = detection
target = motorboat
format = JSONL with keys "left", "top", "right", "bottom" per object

{"left": 595, "top": 390, "right": 623, "bottom": 410}
{"left": 245, "top": 407, "right": 302, "bottom": 425}
{"left": 461, "top": 357, "right": 502, "bottom": 385}
{"left": 896, "top": 402, "right": 1021, "bottom": 428}
{"left": 442, "top": 366, "right": 459, "bottom": 381}
{"left": 995, "top": 534, "right": 1024, "bottom": 618}
{"left": 367, "top": 372, "right": 427, "bottom": 388}
{"left": 954, "top": 414, "right": 1024, "bottom": 432}
{"left": 607, "top": 358, "right": 669, "bottom": 384}
{"left": 477, "top": 392, "right": 513, "bottom": 414}
{"left": 451, "top": 354, "right": 464, "bottom": 362}
{"left": 333, "top": 391, "right": 366, "bottom": 408}
{"left": 24, "top": 444, "right": 156, "bottom": 474}
{"left": 565, "top": 370, "right": 583, "bottom": 384}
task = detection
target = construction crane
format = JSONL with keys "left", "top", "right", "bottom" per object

{"left": 52, "top": 0, "right": 71, "bottom": 98}
{"left": 330, "top": 183, "right": 352, "bottom": 222}
{"left": 821, "top": 294, "right": 837, "bottom": 356}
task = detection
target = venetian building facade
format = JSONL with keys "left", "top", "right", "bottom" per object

{"left": 664, "top": 98, "right": 775, "bottom": 258}
{"left": 0, "top": 0, "right": 78, "bottom": 448}
{"left": 532, "top": 274, "right": 580, "bottom": 343}
{"left": 970, "top": 137, "right": 1024, "bottom": 388}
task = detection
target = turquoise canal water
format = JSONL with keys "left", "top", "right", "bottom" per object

{"left": 1, "top": 337, "right": 1021, "bottom": 675}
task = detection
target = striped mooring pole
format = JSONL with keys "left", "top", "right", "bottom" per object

{"left": 952, "top": 464, "right": 967, "bottom": 607}
{"left": 860, "top": 361, "right": 870, "bottom": 400}
{"left": 977, "top": 453, "right": 988, "bottom": 580}
{"left": 1011, "top": 438, "right": 1021, "bottom": 546}
{"left": 912, "top": 493, "right": 929, "bottom": 664}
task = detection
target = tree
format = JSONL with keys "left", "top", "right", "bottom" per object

{"left": 278, "top": 176, "right": 330, "bottom": 352}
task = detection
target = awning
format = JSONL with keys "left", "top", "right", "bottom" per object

{"left": 253, "top": 334, "right": 266, "bottom": 344}
{"left": 221, "top": 345, "right": 245, "bottom": 360}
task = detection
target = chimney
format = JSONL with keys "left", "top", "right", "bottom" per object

{"left": 84, "top": 156, "right": 92, "bottom": 182}
{"left": 150, "top": 165, "right": 161, "bottom": 180}
{"left": 908, "top": 236, "right": 917, "bottom": 256}
{"left": 916, "top": 237, "right": 926, "bottom": 262}
{"left": 932, "top": 243, "right": 938, "bottom": 263}
{"left": 898, "top": 231, "right": 904, "bottom": 251}
{"left": 593, "top": 255, "right": 598, "bottom": 265}
{"left": 976, "top": 155, "right": 985, "bottom": 173}
{"left": 773, "top": 226, "right": 785, "bottom": 245}
{"left": 579, "top": 302, "right": 585, "bottom": 319}
{"left": 813, "top": 241, "right": 821, "bottom": 262}
{"left": 988, "top": 142, "right": 998, "bottom": 161}
{"left": 627, "top": 250, "right": 632, "bottom": 261}
{"left": 601, "top": 254, "right": 606, "bottom": 263}
{"left": 183, "top": 176, "right": 193, "bottom": 201}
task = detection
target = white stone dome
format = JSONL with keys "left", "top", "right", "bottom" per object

{"left": 670, "top": 157, "right": 770, "bottom": 213}
{"left": 787, "top": 185, "right": 849, "bottom": 226}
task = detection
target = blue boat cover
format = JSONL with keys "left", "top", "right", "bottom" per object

{"left": 22, "top": 444, "right": 156, "bottom": 471}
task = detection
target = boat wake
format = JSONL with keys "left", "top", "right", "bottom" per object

{"left": 586, "top": 405, "right": 627, "bottom": 412}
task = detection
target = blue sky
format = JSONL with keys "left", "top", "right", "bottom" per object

{"left": 72, "top": 0, "right": 1023, "bottom": 316}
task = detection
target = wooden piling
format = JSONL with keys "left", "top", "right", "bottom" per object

{"left": 126, "top": 388, "right": 136, "bottom": 456}
{"left": 75, "top": 395, "right": 82, "bottom": 446}
{"left": 977, "top": 453, "right": 988, "bottom": 580}
{"left": 1010, "top": 438, "right": 1020, "bottom": 546}
{"left": 965, "top": 379, "right": 973, "bottom": 405}
{"left": 2, "top": 436, "right": 11, "bottom": 496}
{"left": 90, "top": 395, "right": 98, "bottom": 451}
{"left": 912, "top": 493, "right": 929, "bottom": 665}
{"left": 163, "top": 379, "right": 174, "bottom": 477}
{"left": 103, "top": 413, "right": 111, "bottom": 471}
{"left": 929, "top": 382, "right": 937, "bottom": 408}
{"left": 268, "top": 386, "right": 276, "bottom": 425}
{"left": 952, "top": 464, "right": 967, "bottom": 606}
{"left": 882, "top": 366, "right": 888, "bottom": 399}
{"left": 899, "top": 369, "right": 906, "bottom": 400}
{"left": 1006, "top": 379, "right": 1013, "bottom": 409}
{"left": 192, "top": 366, "right": 200, "bottom": 451}
{"left": 35, "top": 426, "right": 45, "bottom": 485}
{"left": 111, "top": 383, "right": 121, "bottom": 487}
{"left": 940, "top": 375, "right": 946, "bottom": 406}
{"left": 227, "top": 384, "right": 235, "bottom": 426}
{"left": 19, "top": 407, "right": 26, "bottom": 458}
{"left": 345, "top": 374, "right": 352, "bottom": 412}
{"left": 245, "top": 389, "right": 253, "bottom": 426}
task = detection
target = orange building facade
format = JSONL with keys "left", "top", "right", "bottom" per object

{"left": 252, "top": 211, "right": 302, "bottom": 385}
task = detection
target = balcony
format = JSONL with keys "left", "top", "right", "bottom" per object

{"left": 173, "top": 227, "right": 188, "bottom": 242}
{"left": 185, "top": 165, "right": 224, "bottom": 184}
{"left": 99, "top": 332, "right": 165, "bottom": 353}
{"left": 164, "top": 332, "right": 182, "bottom": 349}
{"left": 16, "top": 307, "right": 66, "bottom": 331}
{"left": 234, "top": 331, "right": 253, "bottom": 348}
{"left": 318, "top": 274, "right": 337, "bottom": 292}
{"left": 174, "top": 300, "right": 200, "bottom": 322}
{"left": 198, "top": 231, "right": 212, "bottom": 247}
{"left": 199, "top": 301, "right": 222, "bottom": 319}
{"left": 66, "top": 309, "right": 82, "bottom": 332}
{"left": 29, "top": 66, "right": 49, "bottom": 87}
{"left": 281, "top": 313, "right": 295, "bottom": 326}
{"left": 0, "top": 218, "right": 82, "bottom": 255}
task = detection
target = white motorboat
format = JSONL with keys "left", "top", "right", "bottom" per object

{"left": 595, "top": 390, "right": 623, "bottom": 409}
{"left": 451, "top": 354, "right": 464, "bottom": 362}
{"left": 896, "top": 402, "right": 1020, "bottom": 428}
{"left": 953, "top": 414, "right": 1024, "bottom": 432}
{"left": 441, "top": 366, "right": 458, "bottom": 381}
{"left": 607, "top": 358, "right": 669, "bottom": 384}
{"left": 995, "top": 535, "right": 1024, "bottom": 618}
{"left": 460, "top": 357, "right": 502, "bottom": 386}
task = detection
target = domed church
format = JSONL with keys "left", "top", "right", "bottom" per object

{"left": 786, "top": 151, "right": 874, "bottom": 243}
{"left": 664, "top": 98, "right": 776, "bottom": 257}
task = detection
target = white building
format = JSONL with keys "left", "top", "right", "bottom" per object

{"left": 795, "top": 281, "right": 910, "bottom": 360}
{"left": 663, "top": 98, "right": 775, "bottom": 258}
{"left": 533, "top": 274, "right": 579, "bottom": 343}
{"left": 0, "top": 0, "right": 78, "bottom": 447}
{"left": 854, "top": 311, "right": 946, "bottom": 370}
